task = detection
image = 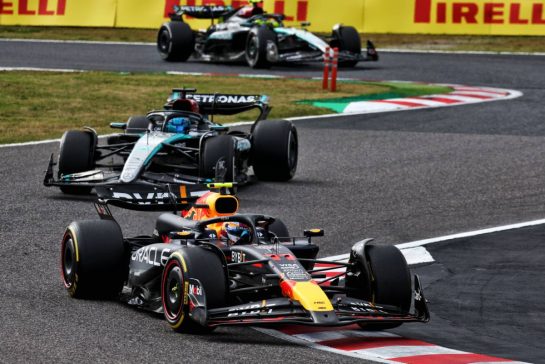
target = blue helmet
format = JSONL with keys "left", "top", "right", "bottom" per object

{"left": 223, "top": 222, "right": 251, "bottom": 245}
{"left": 165, "top": 117, "right": 190, "bottom": 134}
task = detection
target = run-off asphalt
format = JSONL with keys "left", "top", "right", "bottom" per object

{"left": 1, "top": 44, "right": 545, "bottom": 362}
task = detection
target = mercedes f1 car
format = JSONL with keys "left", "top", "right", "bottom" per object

{"left": 44, "top": 88, "right": 298, "bottom": 194}
{"left": 61, "top": 184, "right": 429, "bottom": 332}
{"left": 157, "top": 5, "right": 378, "bottom": 68}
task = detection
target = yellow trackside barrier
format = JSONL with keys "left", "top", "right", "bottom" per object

{"left": 0, "top": 0, "right": 116, "bottom": 26}
{"left": 364, "top": 0, "right": 545, "bottom": 35}
{"left": 1, "top": 0, "right": 544, "bottom": 35}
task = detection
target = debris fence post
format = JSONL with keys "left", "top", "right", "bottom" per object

{"left": 322, "top": 46, "right": 330, "bottom": 90}
{"left": 330, "top": 47, "right": 339, "bottom": 92}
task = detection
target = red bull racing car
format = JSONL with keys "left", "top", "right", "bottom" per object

{"left": 61, "top": 184, "right": 429, "bottom": 332}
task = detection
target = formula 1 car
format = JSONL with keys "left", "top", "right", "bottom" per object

{"left": 44, "top": 88, "right": 298, "bottom": 194}
{"left": 157, "top": 5, "right": 378, "bottom": 68}
{"left": 60, "top": 184, "right": 429, "bottom": 332}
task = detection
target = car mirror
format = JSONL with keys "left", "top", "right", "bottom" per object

{"left": 210, "top": 125, "right": 229, "bottom": 132}
{"left": 110, "top": 122, "right": 126, "bottom": 129}
{"left": 304, "top": 229, "right": 324, "bottom": 237}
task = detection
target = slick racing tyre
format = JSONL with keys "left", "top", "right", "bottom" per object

{"left": 252, "top": 120, "right": 298, "bottom": 181}
{"left": 245, "top": 25, "right": 276, "bottom": 69}
{"left": 161, "top": 247, "right": 227, "bottom": 333}
{"left": 157, "top": 21, "right": 195, "bottom": 62}
{"left": 347, "top": 243, "right": 412, "bottom": 330}
{"left": 331, "top": 25, "right": 361, "bottom": 67}
{"left": 201, "top": 135, "right": 236, "bottom": 182}
{"left": 61, "top": 220, "right": 126, "bottom": 299}
{"left": 125, "top": 115, "right": 150, "bottom": 135}
{"left": 268, "top": 218, "right": 289, "bottom": 238}
{"left": 58, "top": 130, "right": 96, "bottom": 194}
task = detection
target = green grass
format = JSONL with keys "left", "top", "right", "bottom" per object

{"left": 1, "top": 26, "right": 544, "bottom": 53}
{"left": 0, "top": 71, "right": 452, "bottom": 144}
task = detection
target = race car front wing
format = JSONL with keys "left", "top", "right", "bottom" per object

{"left": 201, "top": 275, "right": 429, "bottom": 327}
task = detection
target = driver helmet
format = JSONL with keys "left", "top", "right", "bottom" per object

{"left": 165, "top": 117, "right": 191, "bottom": 134}
{"left": 222, "top": 222, "right": 251, "bottom": 245}
{"left": 237, "top": 0, "right": 263, "bottom": 18}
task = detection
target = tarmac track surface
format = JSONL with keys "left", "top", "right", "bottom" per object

{"left": 1, "top": 40, "right": 545, "bottom": 363}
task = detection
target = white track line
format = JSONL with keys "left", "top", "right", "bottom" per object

{"left": 0, "top": 66, "right": 83, "bottom": 72}
{"left": 0, "top": 38, "right": 154, "bottom": 46}
{"left": 323, "top": 216, "right": 545, "bottom": 266}
{"left": 378, "top": 48, "right": 545, "bottom": 57}
{"left": 3, "top": 38, "right": 545, "bottom": 56}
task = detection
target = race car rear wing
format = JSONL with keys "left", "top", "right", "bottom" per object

{"left": 168, "top": 89, "right": 271, "bottom": 120}
{"left": 169, "top": 5, "right": 236, "bottom": 21}
{"left": 94, "top": 182, "right": 235, "bottom": 212}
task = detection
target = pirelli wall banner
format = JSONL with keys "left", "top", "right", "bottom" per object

{"left": 0, "top": 0, "right": 116, "bottom": 26}
{"left": 1, "top": 0, "right": 544, "bottom": 35}
{"left": 364, "top": 0, "right": 545, "bottom": 35}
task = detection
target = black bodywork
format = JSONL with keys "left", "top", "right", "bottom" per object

{"left": 44, "top": 89, "right": 297, "bottom": 192}
{"left": 63, "top": 184, "right": 429, "bottom": 329}
{"left": 158, "top": 5, "right": 378, "bottom": 67}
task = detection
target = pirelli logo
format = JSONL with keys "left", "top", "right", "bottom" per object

{"left": 414, "top": 0, "right": 545, "bottom": 24}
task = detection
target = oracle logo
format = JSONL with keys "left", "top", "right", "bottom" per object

{"left": 0, "top": 0, "right": 67, "bottom": 15}
{"left": 163, "top": 0, "right": 308, "bottom": 21}
{"left": 414, "top": 0, "right": 545, "bottom": 24}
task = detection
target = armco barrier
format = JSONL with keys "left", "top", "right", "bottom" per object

{"left": 0, "top": 0, "right": 544, "bottom": 35}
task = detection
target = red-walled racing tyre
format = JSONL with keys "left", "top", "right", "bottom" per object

{"left": 161, "top": 247, "right": 227, "bottom": 333}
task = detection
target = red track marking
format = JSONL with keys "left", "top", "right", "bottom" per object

{"left": 318, "top": 337, "right": 434, "bottom": 351}
{"left": 374, "top": 100, "right": 428, "bottom": 107}
{"left": 414, "top": 96, "right": 461, "bottom": 104}
{"left": 449, "top": 92, "right": 494, "bottom": 99}
{"left": 392, "top": 353, "right": 513, "bottom": 364}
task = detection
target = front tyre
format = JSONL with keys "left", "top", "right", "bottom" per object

{"left": 61, "top": 220, "right": 126, "bottom": 299}
{"left": 245, "top": 26, "right": 276, "bottom": 69}
{"left": 125, "top": 115, "right": 150, "bottom": 135}
{"left": 347, "top": 243, "right": 412, "bottom": 330}
{"left": 252, "top": 120, "right": 298, "bottom": 181}
{"left": 58, "top": 130, "right": 96, "bottom": 194}
{"left": 162, "top": 248, "right": 227, "bottom": 333}
{"left": 162, "top": 253, "right": 189, "bottom": 332}
{"left": 201, "top": 135, "right": 236, "bottom": 182}
{"left": 331, "top": 25, "right": 361, "bottom": 68}
{"left": 157, "top": 21, "right": 195, "bottom": 62}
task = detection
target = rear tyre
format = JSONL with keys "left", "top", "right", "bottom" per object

{"left": 126, "top": 116, "right": 150, "bottom": 135}
{"left": 157, "top": 21, "right": 195, "bottom": 62}
{"left": 58, "top": 130, "right": 95, "bottom": 194}
{"left": 201, "top": 135, "right": 236, "bottom": 182}
{"left": 252, "top": 120, "right": 298, "bottom": 181}
{"left": 61, "top": 220, "right": 126, "bottom": 299}
{"left": 349, "top": 243, "right": 412, "bottom": 330}
{"left": 332, "top": 26, "right": 361, "bottom": 67}
{"left": 245, "top": 26, "right": 276, "bottom": 69}
{"left": 269, "top": 218, "right": 289, "bottom": 238}
{"left": 162, "top": 247, "right": 227, "bottom": 333}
